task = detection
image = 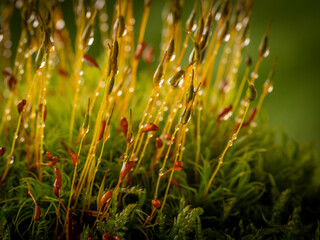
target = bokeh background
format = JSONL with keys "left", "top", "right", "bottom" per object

{"left": 8, "top": 0, "right": 320, "bottom": 152}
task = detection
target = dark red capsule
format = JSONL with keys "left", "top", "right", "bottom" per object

{"left": 120, "top": 117, "right": 128, "bottom": 138}
{"left": 70, "top": 152, "right": 79, "bottom": 167}
{"left": 242, "top": 107, "right": 257, "bottom": 127}
{"left": 46, "top": 152, "right": 52, "bottom": 161}
{"left": 83, "top": 54, "right": 100, "bottom": 69}
{"left": 99, "top": 119, "right": 107, "bottom": 142}
{"left": 100, "top": 190, "right": 113, "bottom": 208}
{"left": 17, "top": 99, "right": 26, "bottom": 114}
{"left": 48, "top": 156, "right": 58, "bottom": 167}
{"left": 141, "top": 123, "right": 158, "bottom": 133}
{"left": 34, "top": 204, "right": 41, "bottom": 221}
{"left": 53, "top": 185, "right": 60, "bottom": 198}
{"left": 8, "top": 76, "right": 17, "bottom": 91}
{"left": 152, "top": 199, "right": 161, "bottom": 209}
{"left": 120, "top": 161, "right": 135, "bottom": 181}
{"left": 173, "top": 161, "right": 184, "bottom": 171}
{"left": 57, "top": 66, "right": 69, "bottom": 78}
{"left": 102, "top": 233, "right": 113, "bottom": 240}
{"left": 135, "top": 42, "right": 146, "bottom": 60}
{"left": 0, "top": 147, "right": 6, "bottom": 157}
{"left": 54, "top": 168, "right": 62, "bottom": 189}
{"left": 217, "top": 105, "right": 233, "bottom": 121}
{"left": 155, "top": 137, "right": 163, "bottom": 149}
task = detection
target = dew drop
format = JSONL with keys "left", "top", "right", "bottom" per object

{"left": 88, "top": 37, "right": 94, "bottom": 46}
{"left": 243, "top": 37, "right": 250, "bottom": 47}
{"left": 55, "top": 19, "right": 65, "bottom": 30}
{"left": 263, "top": 49, "right": 270, "bottom": 58}
{"left": 39, "top": 61, "right": 45, "bottom": 69}
{"left": 235, "top": 22, "right": 242, "bottom": 31}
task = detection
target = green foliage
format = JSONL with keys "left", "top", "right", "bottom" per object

{"left": 97, "top": 204, "right": 137, "bottom": 238}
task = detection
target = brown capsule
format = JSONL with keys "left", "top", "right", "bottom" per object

{"left": 0, "top": 147, "right": 6, "bottom": 157}
{"left": 48, "top": 156, "right": 58, "bottom": 167}
{"left": 99, "top": 119, "right": 107, "bottom": 142}
{"left": 189, "top": 43, "right": 201, "bottom": 65}
{"left": 57, "top": 66, "right": 69, "bottom": 78}
{"left": 165, "top": 134, "right": 173, "bottom": 141}
{"left": 35, "top": 46, "right": 45, "bottom": 71}
{"left": 243, "top": 107, "right": 257, "bottom": 127}
{"left": 217, "top": 105, "right": 233, "bottom": 121}
{"left": 113, "top": 16, "right": 126, "bottom": 38}
{"left": 220, "top": 0, "right": 230, "bottom": 23}
{"left": 186, "top": 70, "right": 194, "bottom": 103}
{"left": 186, "top": 10, "right": 196, "bottom": 33}
{"left": 17, "top": 99, "right": 26, "bottom": 114}
{"left": 120, "top": 161, "right": 135, "bottom": 181}
{"left": 102, "top": 233, "right": 113, "bottom": 240}
{"left": 7, "top": 76, "right": 17, "bottom": 91}
{"left": 83, "top": 54, "right": 100, "bottom": 69}
{"left": 54, "top": 168, "right": 62, "bottom": 189}
{"left": 143, "top": 45, "right": 154, "bottom": 64}
{"left": 120, "top": 117, "right": 128, "bottom": 138}
{"left": 173, "top": 161, "right": 184, "bottom": 171}
{"left": 218, "top": 21, "right": 229, "bottom": 44}
{"left": 141, "top": 123, "right": 159, "bottom": 133}
{"left": 151, "top": 199, "right": 161, "bottom": 209}
{"left": 53, "top": 185, "right": 60, "bottom": 198}
{"left": 153, "top": 60, "right": 164, "bottom": 87}
{"left": 247, "top": 84, "right": 257, "bottom": 102}
{"left": 259, "top": 35, "right": 268, "bottom": 58}
{"left": 100, "top": 190, "right": 113, "bottom": 208}
{"left": 155, "top": 137, "right": 163, "bottom": 149}
{"left": 165, "top": 38, "right": 175, "bottom": 62}
{"left": 180, "top": 107, "right": 192, "bottom": 124}
{"left": 46, "top": 152, "right": 52, "bottom": 161}
{"left": 107, "top": 76, "right": 115, "bottom": 95}
{"left": 111, "top": 40, "right": 119, "bottom": 63}
{"left": 2, "top": 70, "right": 11, "bottom": 76}
{"left": 246, "top": 56, "right": 252, "bottom": 66}
{"left": 34, "top": 204, "right": 41, "bottom": 222}
{"left": 82, "top": 23, "right": 94, "bottom": 49}
{"left": 195, "top": 17, "right": 204, "bottom": 42}
{"left": 38, "top": 104, "right": 47, "bottom": 122}
{"left": 199, "top": 28, "right": 210, "bottom": 50}
{"left": 205, "top": 11, "right": 213, "bottom": 30}
{"left": 70, "top": 152, "right": 79, "bottom": 167}
{"left": 135, "top": 42, "right": 146, "bottom": 60}
{"left": 169, "top": 69, "right": 185, "bottom": 87}
{"left": 113, "top": 236, "right": 121, "bottom": 240}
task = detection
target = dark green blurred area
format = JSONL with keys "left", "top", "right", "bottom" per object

{"left": 249, "top": 0, "right": 320, "bottom": 152}
{"left": 8, "top": 0, "right": 320, "bottom": 152}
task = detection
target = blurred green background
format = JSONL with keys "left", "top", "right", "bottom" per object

{"left": 249, "top": 0, "right": 320, "bottom": 152}
{"left": 8, "top": 0, "right": 320, "bottom": 152}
